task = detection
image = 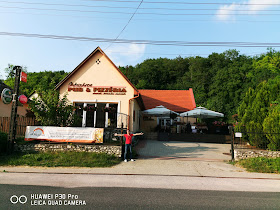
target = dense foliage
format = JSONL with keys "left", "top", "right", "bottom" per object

{"left": 4, "top": 65, "right": 67, "bottom": 96}
{"left": 235, "top": 51, "right": 280, "bottom": 150}
{"left": 0, "top": 132, "right": 26, "bottom": 154}
{"left": 237, "top": 77, "right": 280, "bottom": 150}
{"left": 0, "top": 131, "right": 8, "bottom": 154}
{"left": 28, "top": 89, "right": 78, "bottom": 127}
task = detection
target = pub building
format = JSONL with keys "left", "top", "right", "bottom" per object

{"left": 55, "top": 47, "right": 196, "bottom": 132}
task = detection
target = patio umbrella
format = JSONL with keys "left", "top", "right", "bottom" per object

{"left": 142, "top": 105, "right": 179, "bottom": 117}
{"left": 180, "top": 107, "right": 224, "bottom": 119}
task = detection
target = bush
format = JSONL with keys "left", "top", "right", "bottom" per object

{"left": 0, "top": 132, "right": 29, "bottom": 154}
{"left": 238, "top": 157, "right": 280, "bottom": 173}
{"left": 263, "top": 105, "right": 280, "bottom": 150}
{"left": 0, "top": 131, "right": 8, "bottom": 154}
{"left": 28, "top": 89, "right": 79, "bottom": 127}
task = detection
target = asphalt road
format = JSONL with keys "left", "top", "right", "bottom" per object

{"left": 1, "top": 185, "right": 280, "bottom": 210}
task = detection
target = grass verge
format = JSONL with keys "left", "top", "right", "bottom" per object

{"left": 0, "top": 151, "right": 121, "bottom": 167}
{"left": 233, "top": 157, "right": 280, "bottom": 174}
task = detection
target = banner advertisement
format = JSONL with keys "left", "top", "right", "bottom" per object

{"left": 25, "top": 126, "right": 104, "bottom": 143}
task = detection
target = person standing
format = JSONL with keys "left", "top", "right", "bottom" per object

{"left": 115, "top": 129, "right": 144, "bottom": 162}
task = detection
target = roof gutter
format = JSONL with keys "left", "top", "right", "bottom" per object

{"left": 128, "top": 92, "right": 140, "bottom": 131}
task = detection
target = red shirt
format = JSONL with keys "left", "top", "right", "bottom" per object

{"left": 124, "top": 134, "right": 134, "bottom": 144}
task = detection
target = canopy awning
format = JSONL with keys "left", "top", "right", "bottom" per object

{"left": 180, "top": 107, "right": 224, "bottom": 119}
{"left": 142, "top": 105, "right": 179, "bottom": 117}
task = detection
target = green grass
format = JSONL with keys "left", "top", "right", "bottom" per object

{"left": 0, "top": 151, "right": 121, "bottom": 167}
{"left": 233, "top": 157, "right": 280, "bottom": 174}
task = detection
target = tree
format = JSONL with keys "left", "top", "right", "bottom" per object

{"left": 247, "top": 49, "right": 280, "bottom": 88}
{"left": 4, "top": 67, "right": 68, "bottom": 96}
{"left": 237, "top": 77, "right": 280, "bottom": 149}
{"left": 207, "top": 50, "right": 252, "bottom": 119}
{"left": 263, "top": 104, "right": 280, "bottom": 150}
{"left": 28, "top": 89, "right": 78, "bottom": 127}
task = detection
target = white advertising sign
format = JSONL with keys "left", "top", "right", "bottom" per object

{"left": 25, "top": 126, "right": 104, "bottom": 143}
{"left": 235, "top": 132, "right": 242, "bottom": 138}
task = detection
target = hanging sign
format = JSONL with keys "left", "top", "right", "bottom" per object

{"left": 21, "top": 72, "right": 27, "bottom": 83}
{"left": 18, "top": 95, "right": 28, "bottom": 104}
{"left": 1, "top": 88, "right": 13, "bottom": 104}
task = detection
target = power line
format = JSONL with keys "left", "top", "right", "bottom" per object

{"left": 107, "top": 50, "right": 264, "bottom": 56}
{"left": 105, "top": 0, "right": 143, "bottom": 50}
{"left": 2, "top": 1, "right": 280, "bottom": 12}
{"left": 2, "top": 9, "right": 280, "bottom": 23}
{"left": 82, "top": 0, "right": 280, "bottom": 6}
{"left": 107, "top": 51, "right": 210, "bottom": 56}
{"left": 1, "top": 31, "right": 280, "bottom": 48}
{"left": 0, "top": 1, "right": 137, "bottom": 10}
{"left": 2, "top": 5, "right": 280, "bottom": 16}
{"left": 0, "top": 5, "right": 132, "bottom": 14}
{"left": 107, "top": 51, "right": 265, "bottom": 58}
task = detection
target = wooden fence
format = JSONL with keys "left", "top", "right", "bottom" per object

{"left": 0, "top": 117, "right": 37, "bottom": 137}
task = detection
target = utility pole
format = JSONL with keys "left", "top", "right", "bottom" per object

{"left": 7, "top": 66, "right": 22, "bottom": 154}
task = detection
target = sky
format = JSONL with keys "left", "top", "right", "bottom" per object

{"left": 1, "top": 0, "right": 280, "bottom": 79}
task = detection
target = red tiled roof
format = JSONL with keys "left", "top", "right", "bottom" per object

{"left": 139, "top": 89, "right": 196, "bottom": 113}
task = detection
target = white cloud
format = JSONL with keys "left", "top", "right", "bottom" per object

{"left": 248, "top": 0, "right": 280, "bottom": 11}
{"left": 106, "top": 43, "right": 146, "bottom": 67}
{"left": 216, "top": 0, "right": 280, "bottom": 21}
{"left": 216, "top": 3, "right": 239, "bottom": 21}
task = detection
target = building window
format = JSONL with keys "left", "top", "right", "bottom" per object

{"left": 108, "top": 104, "right": 118, "bottom": 128}
{"left": 86, "top": 103, "right": 97, "bottom": 127}
{"left": 74, "top": 103, "right": 84, "bottom": 127}
{"left": 75, "top": 102, "right": 118, "bottom": 128}
{"left": 94, "top": 103, "right": 107, "bottom": 128}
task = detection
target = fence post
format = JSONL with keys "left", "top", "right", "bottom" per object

{"left": 229, "top": 126, "right": 234, "bottom": 161}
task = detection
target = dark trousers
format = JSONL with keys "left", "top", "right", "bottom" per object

{"left": 124, "top": 144, "right": 132, "bottom": 160}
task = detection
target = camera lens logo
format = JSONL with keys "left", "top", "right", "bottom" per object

{"left": 10, "top": 195, "right": 27, "bottom": 204}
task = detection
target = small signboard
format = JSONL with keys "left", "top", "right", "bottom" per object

{"left": 235, "top": 132, "right": 242, "bottom": 138}
{"left": 21, "top": 72, "right": 27, "bottom": 83}
{"left": 1, "top": 88, "right": 13, "bottom": 104}
{"left": 18, "top": 95, "right": 28, "bottom": 104}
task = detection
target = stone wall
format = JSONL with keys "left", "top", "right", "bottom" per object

{"left": 15, "top": 143, "right": 122, "bottom": 157}
{"left": 234, "top": 149, "right": 280, "bottom": 160}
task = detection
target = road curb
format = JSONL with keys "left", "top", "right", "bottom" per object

{"left": 1, "top": 170, "right": 280, "bottom": 181}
